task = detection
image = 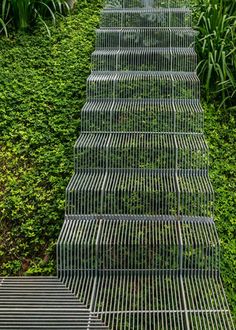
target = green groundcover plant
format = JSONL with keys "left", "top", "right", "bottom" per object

{"left": 0, "top": 0, "right": 103, "bottom": 274}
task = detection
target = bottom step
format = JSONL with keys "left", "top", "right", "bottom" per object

{"left": 64, "top": 274, "right": 234, "bottom": 330}
{"left": 0, "top": 276, "right": 233, "bottom": 329}
{"left": 0, "top": 277, "right": 108, "bottom": 329}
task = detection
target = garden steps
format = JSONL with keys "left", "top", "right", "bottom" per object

{"left": 0, "top": 0, "right": 234, "bottom": 328}
{"left": 58, "top": 0, "right": 233, "bottom": 327}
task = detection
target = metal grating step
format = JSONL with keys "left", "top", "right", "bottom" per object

{"left": 57, "top": 215, "right": 219, "bottom": 276}
{"left": 105, "top": 0, "right": 189, "bottom": 9}
{"left": 74, "top": 133, "right": 208, "bottom": 171}
{"left": 92, "top": 275, "right": 233, "bottom": 330}
{"left": 96, "top": 27, "right": 197, "bottom": 49}
{"left": 55, "top": 271, "right": 233, "bottom": 330}
{"left": 100, "top": 8, "right": 192, "bottom": 28}
{"left": 87, "top": 71, "right": 200, "bottom": 101}
{"left": 92, "top": 48, "right": 197, "bottom": 72}
{"left": 81, "top": 100, "right": 204, "bottom": 133}
{"left": 65, "top": 170, "right": 213, "bottom": 216}
{"left": 0, "top": 277, "right": 108, "bottom": 330}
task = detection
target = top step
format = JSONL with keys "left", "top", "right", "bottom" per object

{"left": 105, "top": 0, "right": 188, "bottom": 9}
{"left": 101, "top": 8, "right": 192, "bottom": 28}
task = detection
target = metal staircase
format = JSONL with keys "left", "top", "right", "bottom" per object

{"left": 0, "top": 0, "right": 234, "bottom": 329}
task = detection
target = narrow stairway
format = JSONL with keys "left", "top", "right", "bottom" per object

{"left": 0, "top": 0, "right": 234, "bottom": 329}
{"left": 57, "top": 0, "right": 234, "bottom": 328}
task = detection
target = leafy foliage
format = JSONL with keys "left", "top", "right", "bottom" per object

{"left": 204, "top": 103, "right": 236, "bottom": 321}
{"left": 0, "top": 0, "right": 103, "bottom": 276}
{"left": 0, "top": 0, "right": 70, "bottom": 36}
{"left": 195, "top": 0, "right": 236, "bottom": 108}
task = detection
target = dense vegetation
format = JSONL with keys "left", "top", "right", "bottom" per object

{"left": 204, "top": 104, "right": 236, "bottom": 319}
{"left": 0, "top": 0, "right": 70, "bottom": 36}
{"left": 0, "top": 0, "right": 103, "bottom": 276}
{"left": 0, "top": 0, "right": 235, "bottom": 320}
{"left": 195, "top": 0, "right": 236, "bottom": 108}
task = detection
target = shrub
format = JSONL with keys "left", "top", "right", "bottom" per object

{"left": 195, "top": 0, "right": 236, "bottom": 108}
{"left": 0, "top": 0, "right": 70, "bottom": 36}
{"left": 204, "top": 103, "right": 236, "bottom": 320}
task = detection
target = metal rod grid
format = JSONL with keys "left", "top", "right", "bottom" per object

{"left": 81, "top": 100, "right": 204, "bottom": 133}
{"left": 92, "top": 48, "right": 197, "bottom": 72}
{"left": 105, "top": 0, "right": 189, "bottom": 9}
{"left": 0, "top": 277, "right": 109, "bottom": 329}
{"left": 74, "top": 133, "right": 208, "bottom": 171}
{"left": 0, "top": 0, "right": 234, "bottom": 328}
{"left": 56, "top": 0, "right": 234, "bottom": 327}
{"left": 100, "top": 8, "right": 192, "bottom": 28}
{"left": 57, "top": 216, "right": 219, "bottom": 276}
{"left": 95, "top": 28, "right": 197, "bottom": 49}
{"left": 65, "top": 171, "right": 213, "bottom": 216}
{"left": 87, "top": 72, "right": 200, "bottom": 101}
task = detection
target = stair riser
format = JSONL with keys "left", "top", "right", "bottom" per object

{"left": 58, "top": 218, "right": 219, "bottom": 273}
{"left": 81, "top": 102, "right": 204, "bottom": 133}
{"left": 100, "top": 11, "right": 192, "bottom": 28}
{"left": 74, "top": 135, "right": 208, "bottom": 171}
{"left": 105, "top": 0, "right": 188, "bottom": 9}
{"left": 92, "top": 51, "right": 197, "bottom": 72}
{"left": 87, "top": 75, "right": 200, "bottom": 101}
{"left": 96, "top": 29, "right": 197, "bottom": 49}
{"left": 65, "top": 173, "right": 213, "bottom": 216}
